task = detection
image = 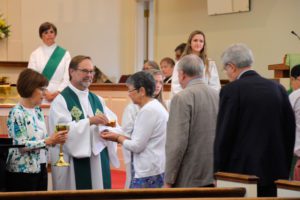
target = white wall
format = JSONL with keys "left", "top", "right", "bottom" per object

{"left": 20, "top": 0, "right": 126, "bottom": 82}
{"left": 155, "top": 0, "right": 300, "bottom": 79}
{"left": 2, "top": 0, "right": 300, "bottom": 81}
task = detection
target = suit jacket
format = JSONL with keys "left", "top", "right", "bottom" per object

{"left": 165, "top": 78, "right": 219, "bottom": 187}
{"left": 214, "top": 70, "right": 295, "bottom": 186}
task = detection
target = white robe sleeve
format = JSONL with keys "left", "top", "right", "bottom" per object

{"left": 204, "top": 60, "right": 221, "bottom": 91}
{"left": 170, "top": 62, "right": 183, "bottom": 97}
{"left": 121, "top": 103, "right": 139, "bottom": 164}
{"left": 121, "top": 103, "right": 139, "bottom": 137}
{"left": 28, "top": 49, "right": 39, "bottom": 70}
{"left": 97, "top": 96, "right": 121, "bottom": 168}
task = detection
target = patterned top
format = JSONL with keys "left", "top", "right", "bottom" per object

{"left": 6, "top": 104, "right": 48, "bottom": 173}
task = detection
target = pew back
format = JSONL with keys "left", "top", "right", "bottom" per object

{"left": 276, "top": 180, "right": 300, "bottom": 197}
{"left": 215, "top": 172, "right": 259, "bottom": 197}
{"left": 0, "top": 187, "right": 246, "bottom": 200}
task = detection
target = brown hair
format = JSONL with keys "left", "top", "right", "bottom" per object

{"left": 181, "top": 30, "right": 210, "bottom": 77}
{"left": 160, "top": 57, "right": 175, "bottom": 68}
{"left": 146, "top": 69, "right": 167, "bottom": 110}
{"left": 17, "top": 69, "right": 48, "bottom": 98}
{"left": 39, "top": 22, "right": 57, "bottom": 38}
{"left": 69, "top": 55, "right": 91, "bottom": 80}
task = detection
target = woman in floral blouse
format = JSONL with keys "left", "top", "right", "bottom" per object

{"left": 5, "top": 69, "right": 68, "bottom": 191}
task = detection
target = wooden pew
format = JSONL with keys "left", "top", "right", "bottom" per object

{"left": 215, "top": 172, "right": 259, "bottom": 197}
{"left": 0, "top": 187, "right": 246, "bottom": 200}
{"left": 276, "top": 179, "right": 300, "bottom": 197}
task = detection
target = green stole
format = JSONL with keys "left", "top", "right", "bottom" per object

{"left": 42, "top": 46, "right": 66, "bottom": 81}
{"left": 61, "top": 86, "right": 111, "bottom": 189}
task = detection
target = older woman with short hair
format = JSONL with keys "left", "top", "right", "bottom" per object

{"left": 5, "top": 68, "right": 68, "bottom": 192}
{"left": 101, "top": 71, "right": 168, "bottom": 188}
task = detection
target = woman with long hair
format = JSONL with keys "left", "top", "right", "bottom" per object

{"left": 171, "top": 30, "right": 221, "bottom": 96}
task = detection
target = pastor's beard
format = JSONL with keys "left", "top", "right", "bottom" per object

{"left": 80, "top": 79, "right": 92, "bottom": 89}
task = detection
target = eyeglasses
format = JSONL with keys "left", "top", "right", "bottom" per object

{"left": 128, "top": 88, "right": 138, "bottom": 93}
{"left": 76, "top": 68, "right": 95, "bottom": 75}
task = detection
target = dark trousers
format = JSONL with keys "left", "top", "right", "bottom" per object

{"left": 257, "top": 184, "right": 277, "bottom": 197}
{"left": 5, "top": 163, "right": 47, "bottom": 192}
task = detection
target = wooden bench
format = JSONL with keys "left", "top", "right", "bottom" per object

{"left": 215, "top": 172, "right": 259, "bottom": 197}
{"left": 276, "top": 179, "right": 300, "bottom": 197}
{"left": 0, "top": 187, "right": 246, "bottom": 200}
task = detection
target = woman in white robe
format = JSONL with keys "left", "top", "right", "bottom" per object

{"left": 28, "top": 22, "right": 71, "bottom": 102}
{"left": 171, "top": 30, "right": 221, "bottom": 97}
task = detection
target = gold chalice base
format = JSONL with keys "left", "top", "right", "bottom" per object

{"left": 54, "top": 124, "right": 70, "bottom": 167}
{"left": 54, "top": 153, "right": 70, "bottom": 167}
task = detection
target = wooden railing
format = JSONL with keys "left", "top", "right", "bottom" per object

{"left": 215, "top": 172, "right": 259, "bottom": 197}
{"left": 276, "top": 179, "right": 300, "bottom": 197}
{"left": 215, "top": 172, "right": 259, "bottom": 184}
{"left": 0, "top": 187, "right": 246, "bottom": 200}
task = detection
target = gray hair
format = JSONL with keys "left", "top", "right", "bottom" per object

{"left": 221, "top": 43, "right": 254, "bottom": 68}
{"left": 177, "top": 54, "right": 204, "bottom": 77}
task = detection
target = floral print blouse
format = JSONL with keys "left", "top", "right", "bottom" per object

{"left": 6, "top": 104, "right": 48, "bottom": 173}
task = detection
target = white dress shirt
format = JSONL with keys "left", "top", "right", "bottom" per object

{"left": 289, "top": 89, "right": 300, "bottom": 157}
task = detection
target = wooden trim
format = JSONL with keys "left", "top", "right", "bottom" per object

{"left": 0, "top": 104, "right": 50, "bottom": 108}
{"left": 0, "top": 187, "right": 246, "bottom": 199}
{"left": 275, "top": 179, "right": 300, "bottom": 191}
{"left": 268, "top": 63, "right": 290, "bottom": 78}
{"left": 215, "top": 172, "right": 259, "bottom": 184}
{"left": 0, "top": 61, "right": 28, "bottom": 68}
{"left": 268, "top": 64, "right": 290, "bottom": 71}
{"left": 89, "top": 83, "right": 171, "bottom": 91}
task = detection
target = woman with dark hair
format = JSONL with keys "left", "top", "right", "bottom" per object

{"left": 5, "top": 69, "right": 68, "bottom": 191}
{"left": 101, "top": 71, "right": 168, "bottom": 188}
{"left": 28, "top": 22, "right": 71, "bottom": 102}
{"left": 171, "top": 30, "right": 221, "bottom": 96}
{"left": 121, "top": 69, "right": 167, "bottom": 188}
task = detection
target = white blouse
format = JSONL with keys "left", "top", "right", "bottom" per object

{"left": 123, "top": 99, "right": 168, "bottom": 178}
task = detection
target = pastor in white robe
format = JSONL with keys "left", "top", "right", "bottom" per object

{"left": 48, "top": 83, "right": 120, "bottom": 190}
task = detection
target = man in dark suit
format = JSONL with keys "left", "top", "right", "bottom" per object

{"left": 214, "top": 43, "right": 295, "bottom": 197}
